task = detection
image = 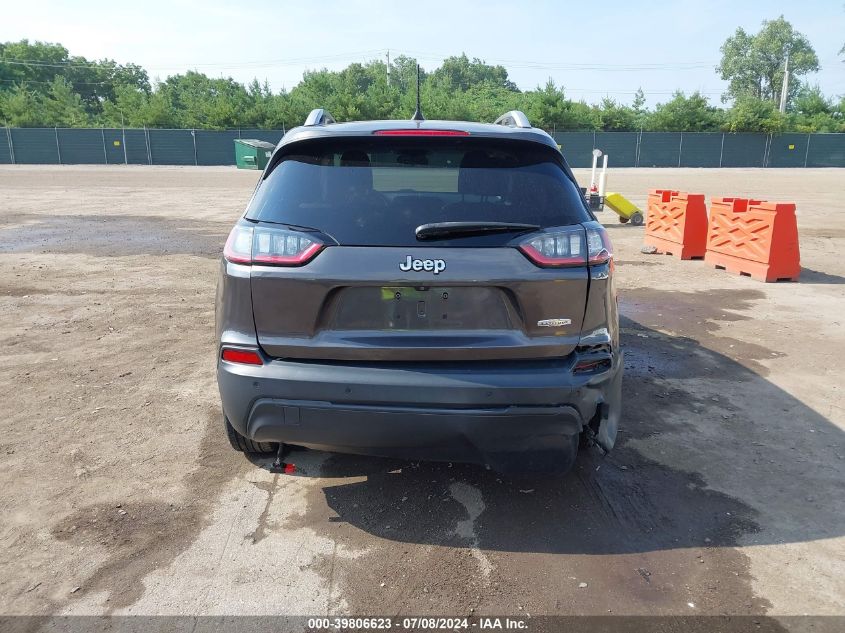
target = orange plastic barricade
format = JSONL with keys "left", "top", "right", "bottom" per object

{"left": 646, "top": 189, "right": 679, "bottom": 216}
{"left": 644, "top": 191, "right": 708, "bottom": 259}
{"left": 705, "top": 199, "right": 800, "bottom": 282}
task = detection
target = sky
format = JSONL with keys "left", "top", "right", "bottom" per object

{"left": 1, "top": 0, "right": 843, "bottom": 106}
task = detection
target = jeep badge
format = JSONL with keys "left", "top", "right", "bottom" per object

{"left": 399, "top": 256, "right": 446, "bottom": 275}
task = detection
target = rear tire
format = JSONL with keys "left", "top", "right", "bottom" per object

{"left": 223, "top": 414, "right": 277, "bottom": 455}
{"left": 619, "top": 216, "right": 629, "bottom": 224}
{"left": 630, "top": 212, "right": 644, "bottom": 226}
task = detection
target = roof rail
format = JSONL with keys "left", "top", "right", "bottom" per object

{"left": 493, "top": 110, "right": 531, "bottom": 129}
{"left": 304, "top": 108, "right": 336, "bottom": 127}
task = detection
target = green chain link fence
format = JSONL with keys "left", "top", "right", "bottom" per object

{"left": 1, "top": 128, "right": 843, "bottom": 167}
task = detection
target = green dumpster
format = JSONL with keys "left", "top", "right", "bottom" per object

{"left": 234, "top": 139, "right": 276, "bottom": 170}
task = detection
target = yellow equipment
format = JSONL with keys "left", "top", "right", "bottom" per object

{"left": 604, "top": 192, "right": 644, "bottom": 226}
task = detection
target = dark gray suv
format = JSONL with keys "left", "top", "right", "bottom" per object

{"left": 216, "top": 109, "right": 622, "bottom": 473}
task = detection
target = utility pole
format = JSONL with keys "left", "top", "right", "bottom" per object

{"left": 386, "top": 50, "right": 390, "bottom": 86}
{"left": 779, "top": 51, "right": 790, "bottom": 113}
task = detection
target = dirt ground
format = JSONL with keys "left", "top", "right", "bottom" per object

{"left": 0, "top": 166, "right": 843, "bottom": 626}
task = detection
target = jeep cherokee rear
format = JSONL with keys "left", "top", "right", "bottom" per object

{"left": 216, "top": 109, "right": 622, "bottom": 473}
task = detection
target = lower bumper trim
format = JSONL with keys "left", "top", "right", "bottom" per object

{"left": 247, "top": 398, "right": 583, "bottom": 465}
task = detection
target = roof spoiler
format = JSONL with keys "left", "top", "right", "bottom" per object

{"left": 493, "top": 110, "right": 531, "bottom": 129}
{"left": 304, "top": 109, "right": 336, "bottom": 127}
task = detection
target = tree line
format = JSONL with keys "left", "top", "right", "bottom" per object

{"left": 1, "top": 17, "right": 842, "bottom": 133}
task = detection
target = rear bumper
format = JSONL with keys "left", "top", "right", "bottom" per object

{"left": 217, "top": 354, "right": 622, "bottom": 465}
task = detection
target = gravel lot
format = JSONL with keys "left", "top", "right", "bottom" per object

{"left": 0, "top": 166, "right": 843, "bottom": 624}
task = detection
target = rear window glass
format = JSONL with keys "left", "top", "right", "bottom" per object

{"left": 245, "top": 138, "right": 590, "bottom": 246}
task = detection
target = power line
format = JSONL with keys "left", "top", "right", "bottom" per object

{"left": 0, "top": 77, "right": 115, "bottom": 85}
{"left": 0, "top": 47, "right": 728, "bottom": 96}
{"left": 396, "top": 49, "right": 717, "bottom": 71}
{"left": 0, "top": 58, "right": 145, "bottom": 70}
{"left": 182, "top": 50, "right": 385, "bottom": 69}
{"left": 0, "top": 48, "right": 717, "bottom": 73}
{"left": 560, "top": 89, "right": 724, "bottom": 95}
{"left": 0, "top": 49, "right": 386, "bottom": 71}
{"left": 0, "top": 75, "right": 724, "bottom": 96}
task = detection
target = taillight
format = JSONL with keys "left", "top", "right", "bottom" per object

{"left": 223, "top": 224, "right": 325, "bottom": 266}
{"left": 223, "top": 225, "right": 253, "bottom": 264}
{"left": 252, "top": 228, "right": 323, "bottom": 265}
{"left": 518, "top": 226, "right": 612, "bottom": 267}
{"left": 221, "top": 347, "right": 263, "bottom": 365}
{"left": 586, "top": 226, "right": 612, "bottom": 265}
{"left": 519, "top": 227, "right": 585, "bottom": 267}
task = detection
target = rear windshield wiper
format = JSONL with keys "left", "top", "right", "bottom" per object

{"left": 415, "top": 221, "right": 540, "bottom": 241}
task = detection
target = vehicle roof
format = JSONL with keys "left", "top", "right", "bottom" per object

{"left": 277, "top": 119, "right": 559, "bottom": 151}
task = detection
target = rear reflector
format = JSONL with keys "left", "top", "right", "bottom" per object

{"left": 573, "top": 358, "right": 612, "bottom": 373}
{"left": 221, "top": 348, "right": 263, "bottom": 365}
{"left": 373, "top": 129, "right": 470, "bottom": 136}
